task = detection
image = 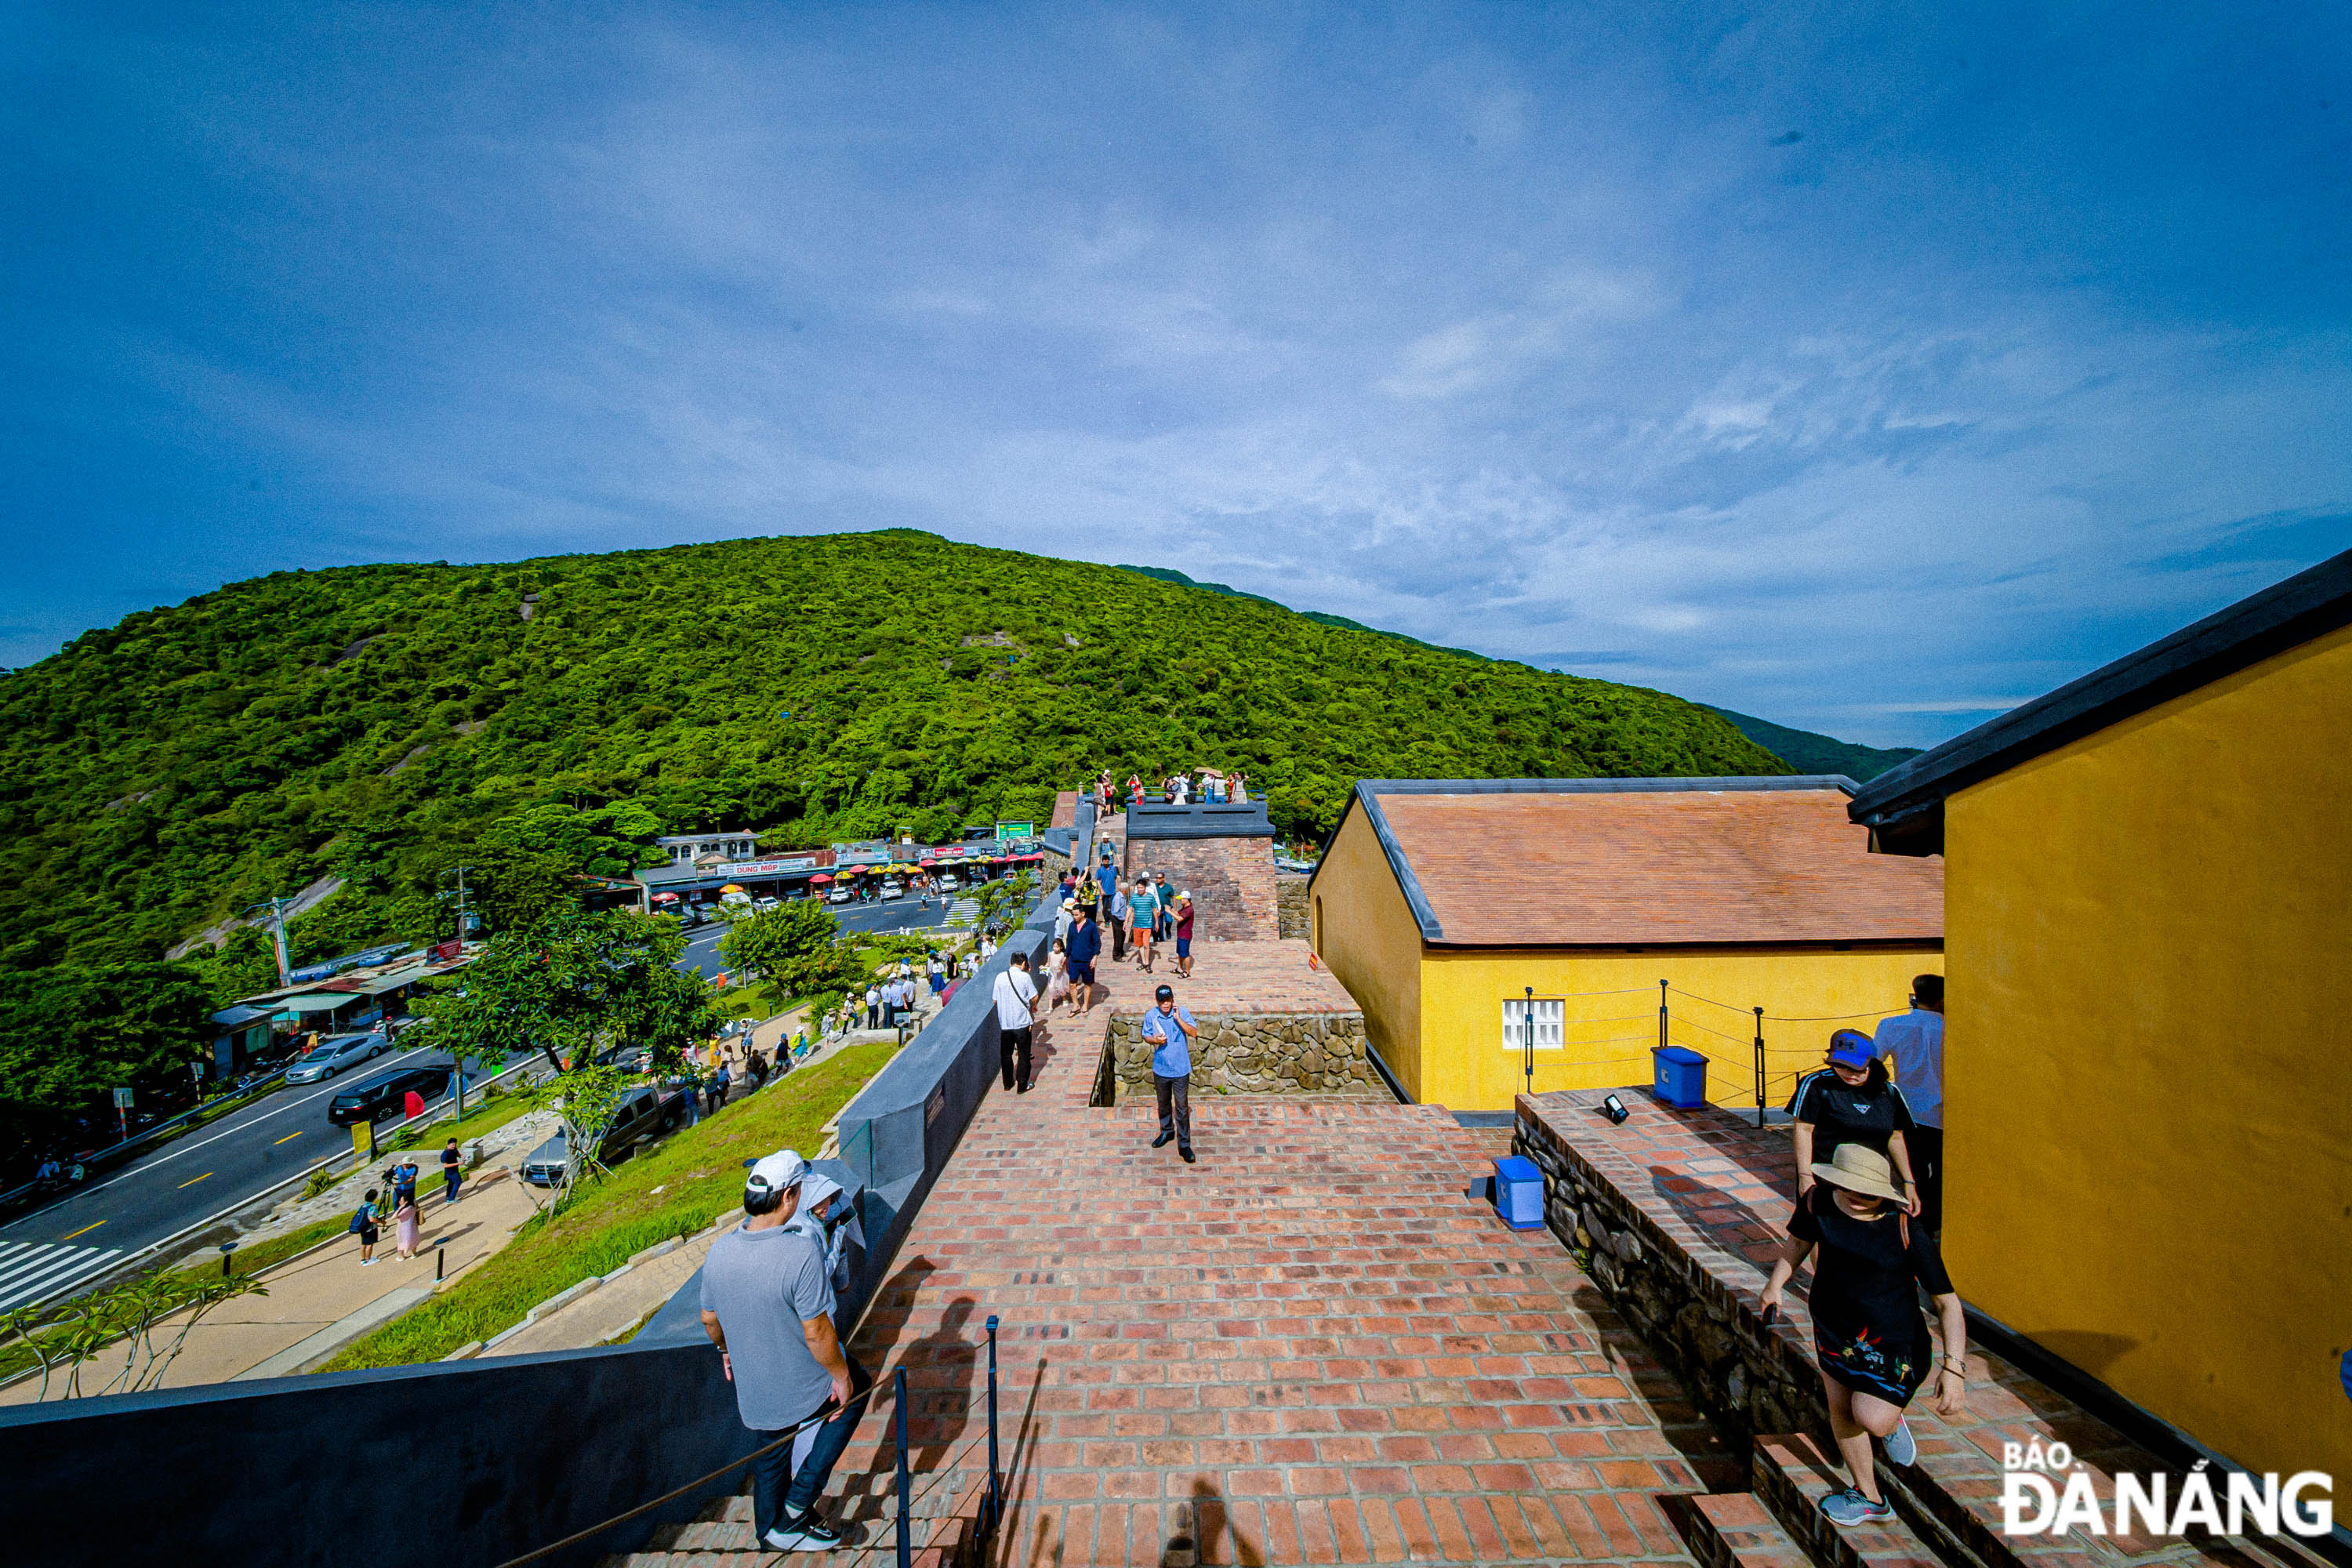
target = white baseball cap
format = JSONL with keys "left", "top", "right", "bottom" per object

{"left": 747, "top": 1149, "right": 808, "bottom": 1196}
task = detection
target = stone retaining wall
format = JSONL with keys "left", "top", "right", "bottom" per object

{"left": 1513, "top": 1105, "right": 1817, "bottom": 1445}
{"left": 1276, "top": 873, "right": 1308, "bottom": 940}
{"left": 1104, "top": 1011, "right": 1382, "bottom": 1097}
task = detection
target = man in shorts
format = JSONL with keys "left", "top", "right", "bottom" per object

{"left": 1065, "top": 903, "right": 1102, "bottom": 1016}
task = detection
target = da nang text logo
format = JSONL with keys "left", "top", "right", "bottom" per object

{"left": 2001, "top": 1441, "right": 2332, "bottom": 1539}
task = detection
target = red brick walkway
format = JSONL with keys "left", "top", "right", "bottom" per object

{"left": 614, "top": 946, "right": 1726, "bottom": 1566}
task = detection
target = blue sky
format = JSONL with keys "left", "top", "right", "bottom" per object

{"left": 5, "top": 3, "right": 2347, "bottom": 746}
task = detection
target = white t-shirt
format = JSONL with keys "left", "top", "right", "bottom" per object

{"left": 1873, "top": 1008, "right": 1945, "bottom": 1129}
{"left": 990, "top": 968, "right": 1038, "bottom": 1030}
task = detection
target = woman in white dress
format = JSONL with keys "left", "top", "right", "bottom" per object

{"left": 1044, "top": 938, "right": 1073, "bottom": 1013}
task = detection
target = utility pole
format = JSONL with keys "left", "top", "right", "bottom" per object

{"left": 441, "top": 865, "right": 474, "bottom": 1117}
{"left": 242, "top": 895, "right": 296, "bottom": 987}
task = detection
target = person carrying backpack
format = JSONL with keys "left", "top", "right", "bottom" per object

{"left": 350, "top": 1189, "right": 381, "bottom": 1265}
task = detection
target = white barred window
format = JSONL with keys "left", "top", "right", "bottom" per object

{"left": 1501, "top": 998, "right": 1564, "bottom": 1051}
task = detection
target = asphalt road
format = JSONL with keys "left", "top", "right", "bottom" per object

{"left": 670, "top": 898, "right": 958, "bottom": 979}
{"left": 0, "top": 1040, "right": 453, "bottom": 1310}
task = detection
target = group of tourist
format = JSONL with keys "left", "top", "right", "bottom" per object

{"left": 1051, "top": 850, "right": 1195, "bottom": 978}
{"left": 1092, "top": 768, "right": 1248, "bottom": 811}
{"left": 1761, "top": 973, "right": 1955, "bottom": 1530}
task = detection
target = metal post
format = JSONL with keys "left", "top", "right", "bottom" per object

{"left": 436, "top": 1246, "right": 446, "bottom": 1283}
{"left": 1657, "top": 980, "right": 1669, "bottom": 1056}
{"left": 1753, "top": 1008, "right": 1767, "bottom": 1130}
{"left": 1523, "top": 985, "right": 1535, "bottom": 1101}
{"left": 985, "top": 1314, "right": 1002, "bottom": 1537}
{"left": 895, "top": 1366, "right": 912, "bottom": 1568}
{"left": 219, "top": 1240, "right": 238, "bottom": 1278}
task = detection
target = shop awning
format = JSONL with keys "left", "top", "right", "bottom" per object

{"left": 276, "top": 993, "right": 362, "bottom": 1014}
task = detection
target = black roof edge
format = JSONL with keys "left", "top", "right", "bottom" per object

{"left": 1352, "top": 775, "right": 1860, "bottom": 798}
{"left": 1305, "top": 775, "right": 1861, "bottom": 946}
{"left": 1851, "top": 546, "right": 2352, "bottom": 827}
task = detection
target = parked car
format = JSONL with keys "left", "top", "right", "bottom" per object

{"left": 285, "top": 1033, "right": 387, "bottom": 1084}
{"left": 519, "top": 1083, "right": 684, "bottom": 1186}
{"left": 879, "top": 879, "right": 905, "bottom": 901}
{"left": 935, "top": 872, "right": 961, "bottom": 892}
{"left": 826, "top": 886, "right": 852, "bottom": 905}
{"left": 326, "top": 1065, "right": 451, "bottom": 1127}
{"left": 753, "top": 895, "right": 781, "bottom": 912}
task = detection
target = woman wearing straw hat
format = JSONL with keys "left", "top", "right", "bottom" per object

{"left": 1789, "top": 1029, "right": 1922, "bottom": 1214}
{"left": 1759, "top": 1142, "right": 1969, "bottom": 1529}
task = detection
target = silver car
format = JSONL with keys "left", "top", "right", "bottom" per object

{"left": 285, "top": 1033, "right": 386, "bottom": 1084}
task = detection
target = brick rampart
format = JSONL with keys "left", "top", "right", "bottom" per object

{"left": 1123, "top": 836, "right": 1279, "bottom": 940}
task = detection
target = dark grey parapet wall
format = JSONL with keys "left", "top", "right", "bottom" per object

{"left": 0, "top": 1341, "right": 746, "bottom": 1568}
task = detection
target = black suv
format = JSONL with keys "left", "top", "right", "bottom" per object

{"left": 520, "top": 1083, "right": 684, "bottom": 1186}
{"left": 327, "top": 1065, "right": 452, "bottom": 1127}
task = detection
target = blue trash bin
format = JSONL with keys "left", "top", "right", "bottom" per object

{"left": 1651, "top": 1045, "right": 1707, "bottom": 1109}
{"left": 1491, "top": 1155, "right": 1544, "bottom": 1230}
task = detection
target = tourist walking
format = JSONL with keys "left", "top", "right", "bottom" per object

{"left": 350, "top": 1188, "right": 381, "bottom": 1265}
{"left": 1127, "top": 877, "right": 1160, "bottom": 971}
{"left": 1066, "top": 905, "right": 1102, "bottom": 1016}
{"left": 394, "top": 1188, "right": 421, "bottom": 1261}
{"left": 992, "top": 950, "right": 1040, "bottom": 1094}
{"left": 1874, "top": 975, "right": 1946, "bottom": 1232}
{"left": 1044, "top": 938, "right": 1072, "bottom": 1014}
{"left": 1054, "top": 898, "right": 1074, "bottom": 944}
{"left": 1759, "top": 1143, "right": 1969, "bottom": 1528}
{"left": 1173, "top": 893, "right": 1196, "bottom": 978}
{"left": 440, "top": 1138, "right": 464, "bottom": 1205}
{"left": 1106, "top": 878, "right": 1130, "bottom": 963}
{"left": 699, "top": 1151, "right": 872, "bottom": 1553}
{"left": 1142, "top": 983, "right": 1197, "bottom": 1163}
{"left": 1788, "top": 1031, "right": 1922, "bottom": 1215}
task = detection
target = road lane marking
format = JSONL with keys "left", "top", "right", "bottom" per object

{"left": 60, "top": 1221, "right": 107, "bottom": 1241}
{"left": 0, "top": 1044, "right": 447, "bottom": 1231}
{"left": 0, "top": 1241, "right": 126, "bottom": 1312}
{"left": 274, "top": 1131, "right": 304, "bottom": 1144}
{"left": 178, "top": 1172, "right": 213, "bottom": 1188}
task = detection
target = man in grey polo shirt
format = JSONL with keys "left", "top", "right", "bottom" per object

{"left": 699, "top": 1149, "right": 873, "bottom": 1552}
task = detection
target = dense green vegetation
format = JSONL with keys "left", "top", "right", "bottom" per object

{"left": 1702, "top": 707, "right": 1922, "bottom": 782}
{"left": 0, "top": 529, "right": 1781, "bottom": 993}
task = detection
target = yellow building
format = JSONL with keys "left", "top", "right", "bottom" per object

{"left": 1307, "top": 777, "right": 1944, "bottom": 1113}
{"left": 1849, "top": 550, "right": 2352, "bottom": 1490}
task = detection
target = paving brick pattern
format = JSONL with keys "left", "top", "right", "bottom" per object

{"left": 1519, "top": 1091, "right": 2321, "bottom": 1568}
{"left": 612, "top": 944, "right": 1727, "bottom": 1568}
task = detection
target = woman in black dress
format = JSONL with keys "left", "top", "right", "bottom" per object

{"left": 1759, "top": 1143, "right": 1969, "bottom": 1528}
{"left": 1788, "top": 1029, "right": 1922, "bottom": 1214}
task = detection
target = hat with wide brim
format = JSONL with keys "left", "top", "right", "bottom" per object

{"left": 1809, "top": 1143, "right": 1907, "bottom": 1205}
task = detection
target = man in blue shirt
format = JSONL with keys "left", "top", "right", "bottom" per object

{"left": 1141, "top": 983, "right": 1198, "bottom": 1163}
{"left": 1065, "top": 905, "right": 1102, "bottom": 1017}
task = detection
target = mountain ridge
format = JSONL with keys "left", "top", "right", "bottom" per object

{"left": 1, "top": 529, "right": 1785, "bottom": 978}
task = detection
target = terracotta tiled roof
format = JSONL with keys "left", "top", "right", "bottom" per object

{"left": 1370, "top": 785, "right": 1944, "bottom": 946}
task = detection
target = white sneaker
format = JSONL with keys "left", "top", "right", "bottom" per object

{"left": 1884, "top": 1417, "right": 1916, "bottom": 1467}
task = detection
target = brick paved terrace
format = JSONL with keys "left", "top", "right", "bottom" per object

{"left": 611, "top": 938, "right": 1733, "bottom": 1566}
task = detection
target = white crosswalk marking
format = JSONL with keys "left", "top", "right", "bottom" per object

{"left": 0, "top": 1240, "right": 127, "bottom": 1313}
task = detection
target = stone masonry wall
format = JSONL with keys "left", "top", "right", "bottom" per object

{"left": 1105, "top": 1011, "right": 1381, "bottom": 1097}
{"left": 1123, "top": 837, "right": 1279, "bottom": 941}
{"left": 1513, "top": 1105, "right": 1817, "bottom": 1446}
{"left": 1275, "top": 872, "right": 1309, "bottom": 940}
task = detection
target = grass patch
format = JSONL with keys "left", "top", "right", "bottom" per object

{"left": 315, "top": 1041, "right": 898, "bottom": 1371}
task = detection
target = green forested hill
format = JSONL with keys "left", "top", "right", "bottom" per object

{"left": 1702, "top": 707, "right": 1921, "bottom": 782}
{"left": 0, "top": 530, "right": 1784, "bottom": 979}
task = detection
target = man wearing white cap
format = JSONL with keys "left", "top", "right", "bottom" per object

{"left": 699, "top": 1149, "right": 871, "bottom": 1552}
